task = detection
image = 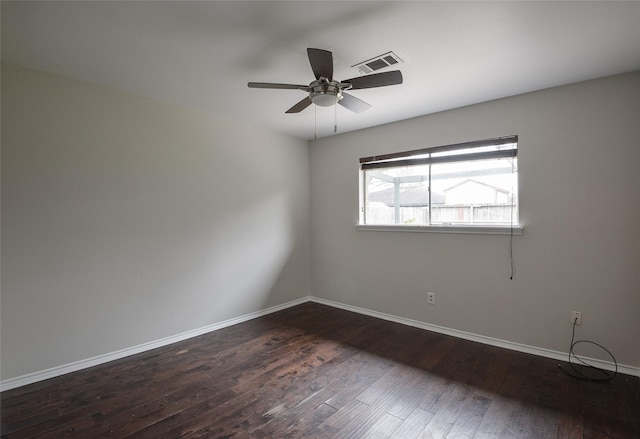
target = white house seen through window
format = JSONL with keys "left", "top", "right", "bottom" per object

{"left": 359, "top": 136, "right": 518, "bottom": 228}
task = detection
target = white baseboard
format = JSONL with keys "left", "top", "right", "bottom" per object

{"left": 308, "top": 297, "right": 640, "bottom": 378}
{"left": 0, "top": 297, "right": 311, "bottom": 392}
{"left": 2, "top": 295, "right": 637, "bottom": 392}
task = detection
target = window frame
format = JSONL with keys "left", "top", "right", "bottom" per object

{"left": 357, "top": 135, "right": 522, "bottom": 235}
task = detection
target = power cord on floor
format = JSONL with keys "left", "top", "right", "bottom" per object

{"left": 558, "top": 317, "right": 617, "bottom": 382}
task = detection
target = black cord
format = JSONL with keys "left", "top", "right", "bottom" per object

{"left": 509, "top": 224, "right": 515, "bottom": 280}
{"left": 558, "top": 318, "right": 617, "bottom": 382}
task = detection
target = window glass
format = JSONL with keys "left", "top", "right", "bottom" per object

{"left": 360, "top": 138, "right": 518, "bottom": 227}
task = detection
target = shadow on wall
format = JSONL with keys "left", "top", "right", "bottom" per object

{"left": 1, "top": 62, "right": 308, "bottom": 381}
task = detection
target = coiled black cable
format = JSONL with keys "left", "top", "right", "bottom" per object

{"left": 558, "top": 317, "right": 617, "bottom": 382}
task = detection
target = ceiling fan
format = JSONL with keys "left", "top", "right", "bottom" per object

{"left": 248, "top": 48, "right": 403, "bottom": 114}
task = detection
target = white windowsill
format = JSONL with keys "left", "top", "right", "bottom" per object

{"left": 356, "top": 224, "right": 523, "bottom": 235}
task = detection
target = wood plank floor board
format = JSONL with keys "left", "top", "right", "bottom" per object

{"left": 2, "top": 370, "right": 162, "bottom": 437}
{"left": 581, "top": 378, "right": 635, "bottom": 439}
{"left": 495, "top": 359, "right": 560, "bottom": 439}
{"left": 250, "top": 400, "right": 338, "bottom": 439}
{"left": 321, "top": 352, "right": 395, "bottom": 411}
{"left": 356, "top": 363, "right": 425, "bottom": 407}
{"left": 31, "top": 380, "right": 235, "bottom": 438}
{"left": 445, "top": 393, "right": 492, "bottom": 439}
{"left": 418, "top": 381, "right": 475, "bottom": 438}
{"left": 246, "top": 388, "right": 335, "bottom": 438}
{"left": 316, "top": 398, "right": 388, "bottom": 438}
{"left": 120, "top": 399, "right": 218, "bottom": 438}
{"left": 500, "top": 401, "right": 559, "bottom": 439}
{"left": 132, "top": 341, "right": 347, "bottom": 437}
{"left": 624, "top": 375, "right": 640, "bottom": 438}
{"left": 473, "top": 395, "right": 517, "bottom": 439}
{"left": 0, "top": 357, "right": 153, "bottom": 428}
{"left": 361, "top": 412, "right": 404, "bottom": 439}
{"left": 389, "top": 407, "right": 435, "bottom": 439}
{"left": 385, "top": 375, "right": 433, "bottom": 421}
{"left": 2, "top": 302, "right": 638, "bottom": 438}
{"left": 96, "top": 381, "right": 235, "bottom": 437}
{"left": 75, "top": 394, "right": 170, "bottom": 438}
{"left": 227, "top": 334, "right": 343, "bottom": 396}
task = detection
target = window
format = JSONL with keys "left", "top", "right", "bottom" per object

{"left": 359, "top": 136, "right": 519, "bottom": 232}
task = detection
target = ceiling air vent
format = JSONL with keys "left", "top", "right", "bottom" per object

{"left": 352, "top": 51, "right": 403, "bottom": 75}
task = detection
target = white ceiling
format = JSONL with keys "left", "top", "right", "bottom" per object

{"left": 3, "top": 1, "right": 640, "bottom": 140}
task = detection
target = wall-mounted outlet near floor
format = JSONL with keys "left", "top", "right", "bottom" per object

{"left": 570, "top": 311, "right": 582, "bottom": 325}
{"left": 427, "top": 292, "right": 435, "bottom": 305}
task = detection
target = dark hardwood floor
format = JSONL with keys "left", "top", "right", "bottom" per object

{"left": 2, "top": 302, "right": 639, "bottom": 438}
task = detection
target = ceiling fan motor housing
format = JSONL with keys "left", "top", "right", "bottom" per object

{"left": 309, "top": 78, "right": 343, "bottom": 106}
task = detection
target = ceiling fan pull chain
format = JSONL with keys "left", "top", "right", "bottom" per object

{"left": 334, "top": 102, "right": 338, "bottom": 133}
{"left": 314, "top": 105, "right": 317, "bottom": 140}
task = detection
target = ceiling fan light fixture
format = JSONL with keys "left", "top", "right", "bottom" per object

{"left": 309, "top": 79, "right": 342, "bottom": 107}
{"left": 311, "top": 92, "right": 341, "bottom": 107}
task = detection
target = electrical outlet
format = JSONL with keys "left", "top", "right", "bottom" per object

{"left": 570, "top": 311, "right": 582, "bottom": 325}
{"left": 427, "top": 292, "right": 435, "bottom": 305}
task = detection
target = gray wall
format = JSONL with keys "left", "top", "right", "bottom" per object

{"left": 310, "top": 72, "right": 640, "bottom": 369}
{"left": 1, "top": 63, "right": 310, "bottom": 380}
{"left": 3, "top": 64, "right": 639, "bottom": 382}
